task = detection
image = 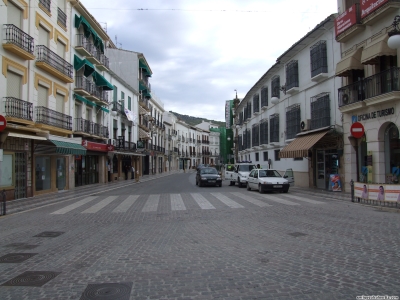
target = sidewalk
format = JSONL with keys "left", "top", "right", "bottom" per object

{"left": 2, "top": 170, "right": 186, "bottom": 216}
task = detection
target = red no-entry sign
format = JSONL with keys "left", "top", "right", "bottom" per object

{"left": 350, "top": 122, "right": 364, "bottom": 138}
{"left": 0, "top": 115, "right": 7, "bottom": 132}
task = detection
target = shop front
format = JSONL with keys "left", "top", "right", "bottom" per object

{"left": 33, "top": 135, "right": 86, "bottom": 196}
{"left": 280, "top": 128, "right": 344, "bottom": 190}
{"left": 75, "top": 140, "right": 110, "bottom": 187}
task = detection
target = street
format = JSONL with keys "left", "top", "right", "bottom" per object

{"left": 0, "top": 171, "right": 399, "bottom": 300}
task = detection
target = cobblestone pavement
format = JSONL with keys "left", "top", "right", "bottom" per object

{"left": 0, "top": 171, "right": 399, "bottom": 300}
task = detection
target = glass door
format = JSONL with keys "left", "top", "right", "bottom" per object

{"left": 56, "top": 157, "right": 66, "bottom": 190}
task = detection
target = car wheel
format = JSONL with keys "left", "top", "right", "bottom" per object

{"left": 258, "top": 184, "right": 264, "bottom": 194}
{"left": 247, "top": 183, "right": 251, "bottom": 191}
{"left": 230, "top": 181, "right": 235, "bottom": 186}
{"left": 196, "top": 179, "right": 198, "bottom": 186}
{"left": 219, "top": 183, "right": 222, "bottom": 187}
{"left": 283, "top": 189, "right": 288, "bottom": 193}
{"left": 199, "top": 181, "right": 202, "bottom": 187}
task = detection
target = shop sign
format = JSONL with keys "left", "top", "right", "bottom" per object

{"left": 0, "top": 114, "right": 7, "bottom": 132}
{"left": 355, "top": 107, "right": 394, "bottom": 121}
{"left": 361, "top": 0, "right": 389, "bottom": 19}
{"left": 82, "top": 140, "right": 110, "bottom": 152}
{"left": 334, "top": 4, "right": 357, "bottom": 37}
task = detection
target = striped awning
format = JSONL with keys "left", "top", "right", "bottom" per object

{"left": 279, "top": 130, "right": 329, "bottom": 158}
{"left": 335, "top": 48, "right": 364, "bottom": 77}
{"left": 139, "top": 128, "right": 151, "bottom": 140}
{"left": 49, "top": 140, "right": 87, "bottom": 155}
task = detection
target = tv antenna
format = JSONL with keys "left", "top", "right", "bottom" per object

{"left": 115, "top": 35, "right": 122, "bottom": 49}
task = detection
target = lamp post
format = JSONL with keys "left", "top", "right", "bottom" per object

{"left": 233, "top": 90, "right": 240, "bottom": 164}
{"left": 388, "top": 15, "right": 400, "bottom": 49}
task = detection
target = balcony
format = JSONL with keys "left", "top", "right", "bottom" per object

{"left": 97, "top": 53, "right": 109, "bottom": 71}
{"left": 57, "top": 8, "right": 67, "bottom": 30}
{"left": 74, "top": 76, "right": 93, "bottom": 96}
{"left": 339, "top": 67, "right": 400, "bottom": 113}
{"left": 36, "top": 45, "right": 73, "bottom": 83}
{"left": 3, "top": 97, "right": 34, "bottom": 125}
{"left": 93, "top": 123, "right": 109, "bottom": 139}
{"left": 2, "top": 24, "right": 35, "bottom": 60}
{"left": 139, "top": 97, "right": 150, "bottom": 111}
{"left": 75, "top": 34, "right": 92, "bottom": 57}
{"left": 85, "top": 86, "right": 109, "bottom": 106}
{"left": 39, "top": 0, "right": 51, "bottom": 15}
{"left": 111, "top": 101, "right": 124, "bottom": 115}
{"left": 36, "top": 106, "right": 72, "bottom": 131}
{"left": 74, "top": 118, "right": 109, "bottom": 139}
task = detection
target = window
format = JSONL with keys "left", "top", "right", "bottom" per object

{"left": 263, "top": 151, "right": 268, "bottom": 161}
{"left": 274, "top": 150, "right": 280, "bottom": 161}
{"left": 255, "top": 153, "right": 259, "bottom": 162}
{"left": 286, "top": 60, "right": 299, "bottom": 90}
{"left": 56, "top": 39, "right": 65, "bottom": 59}
{"left": 270, "top": 114, "right": 279, "bottom": 143}
{"left": 253, "top": 94, "right": 259, "bottom": 114}
{"left": 128, "top": 96, "right": 131, "bottom": 110}
{"left": 7, "top": 71, "right": 22, "bottom": 99}
{"left": 246, "top": 129, "right": 251, "bottom": 150}
{"left": 246, "top": 101, "right": 252, "bottom": 120}
{"left": 271, "top": 76, "right": 280, "bottom": 99}
{"left": 238, "top": 134, "right": 243, "bottom": 151}
{"left": 260, "top": 119, "right": 268, "bottom": 145}
{"left": 39, "top": 0, "right": 51, "bottom": 15}
{"left": 37, "top": 84, "right": 48, "bottom": 107}
{"left": 55, "top": 92, "right": 64, "bottom": 113}
{"left": 113, "top": 86, "right": 118, "bottom": 102}
{"left": 310, "top": 41, "right": 327, "bottom": 78}
{"left": 261, "top": 87, "right": 268, "bottom": 108}
{"left": 286, "top": 104, "right": 301, "bottom": 139}
{"left": 252, "top": 124, "right": 259, "bottom": 147}
{"left": 38, "top": 25, "right": 50, "bottom": 47}
{"left": 311, "top": 93, "right": 330, "bottom": 129}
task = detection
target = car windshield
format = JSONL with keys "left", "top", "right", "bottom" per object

{"left": 259, "top": 170, "right": 281, "bottom": 177}
{"left": 238, "top": 165, "right": 255, "bottom": 172}
{"left": 200, "top": 168, "right": 218, "bottom": 175}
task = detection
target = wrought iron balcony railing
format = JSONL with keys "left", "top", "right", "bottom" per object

{"left": 36, "top": 106, "right": 72, "bottom": 130}
{"left": 339, "top": 67, "right": 400, "bottom": 107}
{"left": 36, "top": 45, "right": 73, "bottom": 79}
{"left": 98, "top": 53, "right": 109, "bottom": 69}
{"left": 3, "top": 24, "right": 34, "bottom": 55}
{"left": 93, "top": 123, "right": 109, "bottom": 138}
{"left": 75, "top": 118, "right": 91, "bottom": 133}
{"left": 76, "top": 34, "right": 92, "bottom": 53}
{"left": 75, "top": 76, "right": 94, "bottom": 94}
{"left": 3, "top": 97, "right": 33, "bottom": 121}
{"left": 57, "top": 8, "right": 67, "bottom": 28}
{"left": 39, "top": 0, "right": 51, "bottom": 13}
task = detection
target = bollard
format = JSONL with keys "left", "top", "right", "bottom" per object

{"left": 1, "top": 189, "right": 6, "bottom": 216}
{"left": 350, "top": 179, "right": 354, "bottom": 202}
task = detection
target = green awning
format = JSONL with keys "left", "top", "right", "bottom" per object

{"left": 144, "top": 92, "right": 152, "bottom": 98}
{"left": 139, "top": 59, "right": 152, "bottom": 77}
{"left": 97, "top": 105, "right": 109, "bottom": 113}
{"left": 139, "top": 81, "right": 147, "bottom": 91}
{"left": 92, "top": 71, "right": 114, "bottom": 90}
{"left": 75, "top": 15, "right": 104, "bottom": 53}
{"left": 49, "top": 140, "right": 87, "bottom": 155}
{"left": 73, "top": 55, "right": 95, "bottom": 77}
{"left": 74, "top": 94, "right": 96, "bottom": 107}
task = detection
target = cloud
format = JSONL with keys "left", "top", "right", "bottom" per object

{"left": 80, "top": 0, "right": 337, "bottom": 121}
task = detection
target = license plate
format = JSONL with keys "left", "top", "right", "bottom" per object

{"left": 209, "top": 180, "right": 216, "bottom": 183}
{"left": 273, "top": 185, "right": 282, "bottom": 188}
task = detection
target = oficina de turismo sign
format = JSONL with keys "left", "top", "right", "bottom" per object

{"left": 356, "top": 107, "right": 394, "bottom": 121}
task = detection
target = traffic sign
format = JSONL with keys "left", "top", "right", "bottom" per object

{"left": 350, "top": 122, "right": 364, "bottom": 138}
{"left": 0, "top": 115, "right": 6, "bottom": 132}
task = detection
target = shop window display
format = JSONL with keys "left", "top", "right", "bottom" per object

{"left": 384, "top": 123, "right": 400, "bottom": 184}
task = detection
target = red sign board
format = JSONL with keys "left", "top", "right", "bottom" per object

{"left": 82, "top": 140, "right": 114, "bottom": 152}
{"left": 335, "top": 4, "right": 357, "bottom": 37}
{"left": 0, "top": 115, "right": 7, "bottom": 132}
{"left": 350, "top": 122, "right": 365, "bottom": 139}
{"left": 361, "top": 0, "right": 389, "bottom": 18}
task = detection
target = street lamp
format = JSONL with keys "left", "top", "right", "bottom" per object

{"left": 388, "top": 15, "right": 400, "bottom": 49}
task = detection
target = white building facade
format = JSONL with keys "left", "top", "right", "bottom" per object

{"left": 235, "top": 14, "right": 343, "bottom": 189}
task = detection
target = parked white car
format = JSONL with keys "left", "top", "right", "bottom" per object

{"left": 224, "top": 162, "right": 257, "bottom": 187}
{"left": 247, "top": 168, "right": 291, "bottom": 193}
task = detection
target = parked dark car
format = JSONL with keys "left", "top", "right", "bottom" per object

{"left": 196, "top": 167, "right": 222, "bottom": 187}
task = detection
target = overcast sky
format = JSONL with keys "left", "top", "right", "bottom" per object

{"left": 80, "top": 0, "right": 338, "bottom": 122}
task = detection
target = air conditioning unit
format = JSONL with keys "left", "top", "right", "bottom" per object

{"left": 300, "top": 119, "right": 311, "bottom": 131}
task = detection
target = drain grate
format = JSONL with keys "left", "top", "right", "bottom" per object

{"left": 80, "top": 282, "right": 133, "bottom": 300}
{"left": 0, "top": 253, "right": 37, "bottom": 263}
{"left": 288, "top": 232, "right": 308, "bottom": 237}
{"left": 1, "top": 271, "right": 61, "bottom": 287}
{"left": 34, "top": 231, "right": 65, "bottom": 238}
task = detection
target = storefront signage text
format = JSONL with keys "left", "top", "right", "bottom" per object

{"left": 361, "top": 0, "right": 389, "bottom": 18}
{"left": 334, "top": 4, "right": 357, "bottom": 37}
{"left": 357, "top": 107, "right": 394, "bottom": 121}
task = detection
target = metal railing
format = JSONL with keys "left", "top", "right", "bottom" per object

{"left": 339, "top": 67, "right": 400, "bottom": 107}
{"left": 76, "top": 34, "right": 92, "bottom": 53}
{"left": 3, "top": 24, "right": 34, "bottom": 55}
{"left": 36, "top": 106, "right": 72, "bottom": 130}
{"left": 36, "top": 45, "right": 73, "bottom": 79}
{"left": 3, "top": 97, "right": 33, "bottom": 121}
{"left": 75, "top": 76, "right": 94, "bottom": 94}
{"left": 98, "top": 53, "right": 109, "bottom": 69}
{"left": 75, "top": 118, "right": 91, "bottom": 133}
{"left": 57, "top": 8, "right": 67, "bottom": 28}
{"left": 93, "top": 123, "right": 109, "bottom": 138}
{"left": 39, "top": 0, "right": 51, "bottom": 13}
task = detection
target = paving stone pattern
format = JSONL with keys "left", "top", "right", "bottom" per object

{"left": 0, "top": 171, "right": 399, "bottom": 299}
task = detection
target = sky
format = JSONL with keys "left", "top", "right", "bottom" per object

{"left": 80, "top": 0, "right": 338, "bottom": 122}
